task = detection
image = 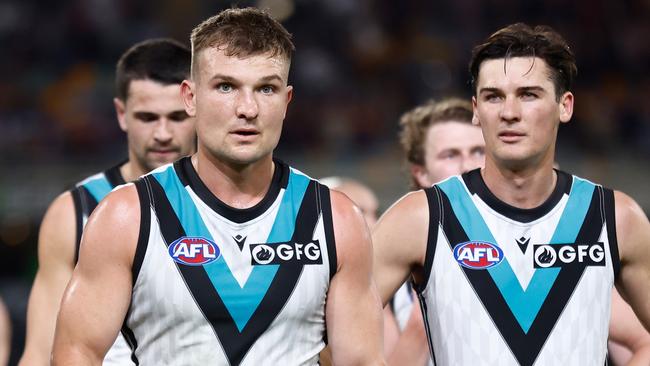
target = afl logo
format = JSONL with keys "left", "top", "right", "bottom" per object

{"left": 454, "top": 241, "right": 504, "bottom": 270}
{"left": 168, "top": 237, "right": 220, "bottom": 266}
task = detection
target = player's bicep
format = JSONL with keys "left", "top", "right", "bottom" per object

{"left": 614, "top": 191, "right": 650, "bottom": 331}
{"left": 52, "top": 185, "right": 140, "bottom": 363}
{"left": 372, "top": 191, "right": 429, "bottom": 305}
{"left": 326, "top": 191, "right": 384, "bottom": 365}
{"left": 21, "top": 192, "right": 78, "bottom": 363}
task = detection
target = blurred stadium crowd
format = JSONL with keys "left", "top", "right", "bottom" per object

{"left": 0, "top": 0, "right": 648, "bottom": 363}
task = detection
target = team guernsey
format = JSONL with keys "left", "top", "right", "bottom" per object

{"left": 125, "top": 157, "right": 337, "bottom": 365}
{"left": 70, "top": 162, "right": 134, "bottom": 366}
{"left": 417, "top": 169, "right": 619, "bottom": 366}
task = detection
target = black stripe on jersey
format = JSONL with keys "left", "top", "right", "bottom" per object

{"left": 415, "top": 188, "right": 441, "bottom": 293}
{"left": 319, "top": 184, "right": 337, "bottom": 280}
{"left": 121, "top": 311, "right": 140, "bottom": 365}
{"left": 132, "top": 179, "right": 151, "bottom": 285}
{"left": 417, "top": 294, "right": 437, "bottom": 366}
{"left": 436, "top": 187, "right": 605, "bottom": 366}
{"left": 603, "top": 188, "right": 620, "bottom": 279}
{"left": 70, "top": 187, "right": 84, "bottom": 263}
{"left": 104, "top": 161, "right": 127, "bottom": 187}
{"left": 173, "top": 157, "right": 289, "bottom": 224}
{"left": 72, "top": 186, "right": 99, "bottom": 264}
{"left": 462, "top": 169, "right": 571, "bottom": 223}
{"left": 145, "top": 175, "right": 321, "bottom": 365}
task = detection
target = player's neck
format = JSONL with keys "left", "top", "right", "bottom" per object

{"left": 120, "top": 160, "right": 147, "bottom": 183}
{"left": 192, "top": 151, "right": 275, "bottom": 210}
{"left": 481, "top": 158, "right": 557, "bottom": 210}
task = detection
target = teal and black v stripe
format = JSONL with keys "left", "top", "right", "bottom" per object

{"left": 434, "top": 177, "right": 605, "bottom": 366}
{"left": 147, "top": 166, "right": 322, "bottom": 365}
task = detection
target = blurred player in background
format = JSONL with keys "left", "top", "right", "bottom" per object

{"left": 20, "top": 38, "right": 196, "bottom": 365}
{"left": 386, "top": 98, "right": 485, "bottom": 365}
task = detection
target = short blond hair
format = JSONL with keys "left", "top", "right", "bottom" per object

{"left": 398, "top": 98, "right": 474, "bottom": 189}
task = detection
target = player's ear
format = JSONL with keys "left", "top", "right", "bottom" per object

{"left": 114, "top": 97, "right": 127, "bottom": 132}
{"left": 472, "top": 96, "right": 480, "bottom": 126}
{"left": 411, "top": 164, "right": 430, "bottom": 189}
{"left": 282, "top": 85, "right": 293, "bottom": 119}
{"left": 558, "top": 91, "right": 574, "bottom": 124}
{"left": 181, "top": 80, "right": 197, "bottom": 117}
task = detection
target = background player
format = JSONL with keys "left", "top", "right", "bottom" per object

{"left": 51, "top": 8, "right": 384, "bottom": 365}
{"left": 386, "top": 98, "right": 485, "bottom": 365}
{"left": 20, "top": 38, "right": 196, "bottom": 365}
{"left": 373, "top": 23, "right": 650, "bottom": 365}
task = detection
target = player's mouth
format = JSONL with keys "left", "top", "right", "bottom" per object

{"left": 498, "top": 130, "right": 526, "bottom": 143}
{"left": 149, "top": 148, "right": 179, "bottom": 158}
{"left": 230, "top": 128, "right": 260, "bottom": 141}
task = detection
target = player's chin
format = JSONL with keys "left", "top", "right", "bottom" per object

{"left": 147, "top": 151, "right": 182, "bottom": 168}
{"left": 225, "top": 147, "right": 271, "bottom": 166}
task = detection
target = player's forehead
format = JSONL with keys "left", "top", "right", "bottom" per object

{"left": 125, "top": 79, "right": 184, "bottom": 111}
{"left": 426, "top": 121, "right": 484, "bottom": 152}
{"left": 476, "top": 56, "right": 554, "bottom": 91}
{"left": 194, "top": 46, "right": 290, "bottom": 83}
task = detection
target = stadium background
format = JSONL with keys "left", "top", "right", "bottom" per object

{"left": 0, "top": 0, "right": 648, "bottom": 363}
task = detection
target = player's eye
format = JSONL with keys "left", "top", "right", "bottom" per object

{"left": 216, "top": 83, "right": 233, "bottom": 93}
{"left": 259, "top": 85, "right": 275, "bottom": 94}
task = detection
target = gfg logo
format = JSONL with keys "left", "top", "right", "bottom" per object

{"left": 168, "top": 237, "right": 220, "bottom": 266}
{"left": 533, "top": 243, "right": 606, "bottom": 268}
{"left": 250, "top": 240, "right": 322, "bottom": 265}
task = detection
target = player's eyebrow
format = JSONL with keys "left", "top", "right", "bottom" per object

{"left": 478, "top": 87, "right": 502, "bottom": 95}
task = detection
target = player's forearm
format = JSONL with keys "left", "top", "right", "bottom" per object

{"left": 18, "top": 346, "right": 50, "bottom": 366}
{"left": 626, "top": 345, "right": 650, "bottom": 366}
{"left": 51, "top": 344, "right": 104, "bottom": 366}
{"left": 386, "top": 322, "right": 429, "bottom": 366}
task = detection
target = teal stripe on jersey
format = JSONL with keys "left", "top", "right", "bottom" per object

{"left": 153, "top": 165, "right": 310, "bottom": 332}
{"left": 82, "top": 176, "right": 113, "bottom": 203}
{"left": 437, "top": 176, "right": 594, "bottom": 333}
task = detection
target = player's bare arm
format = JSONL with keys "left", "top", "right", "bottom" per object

{"left": 51, "top": 185, "right": 140, "bottom": 365}
{"left": 19, "top": 192, "right": 76, "bottom": 366}
{"left": 609, "top": 288, "right": 650, "bottom": 366}
{"left": 614, "top": 191, "right": 650, "bottom": 332}
{"left": 372, "top": 190, "right": 429, "bottom": 305}
{"left": 385, "top": 299, "right": 428, "bottom": 366}
{"left": 326, "top": 190, "right": 385, "bottom": 365}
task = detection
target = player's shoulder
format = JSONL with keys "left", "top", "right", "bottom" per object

{"left": 612, "top": 190, "right": 650, "bottom": 260}
{"left": 378, "top": 189, "right": 429, "bottom": 225}
{"left": 38, "top": 191, "right": 77, "bottom": 263}
{"left": 80, "top": 183, "right": 142, "bottom": 259}
{"left": 613, "top": 190, "right": 645, "bottom": 220}
{"left": 329, "top": 189, "right": 365, "bottom": 221}
{"left": 81, "top": 183, "right": 142, "bottom": 243}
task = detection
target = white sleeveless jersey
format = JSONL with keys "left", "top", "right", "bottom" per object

{"left": 123, "top": 157, "right": 336, "bottom": 365}
{"left": 417, "top": 169, "right": 619, "bottom": 366}
{"left": 71, "top": 163, "right": 134, "bottom": 365}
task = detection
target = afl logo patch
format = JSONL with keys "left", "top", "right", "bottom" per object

{"left": 454, "top": 241, "right": 504, "bottom": 270}
{"left": 168, "top": 237, "right": 221, "bottom": 266}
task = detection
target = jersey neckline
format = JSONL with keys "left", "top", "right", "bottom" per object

{"left": 462, "top": 168, "right": 572, "bottom": 223}
{"left": 105, "top": 159, "right": 128, "bottom": 187}
{"left": 173, "top": 156, "right": 289, "bottom": 224}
